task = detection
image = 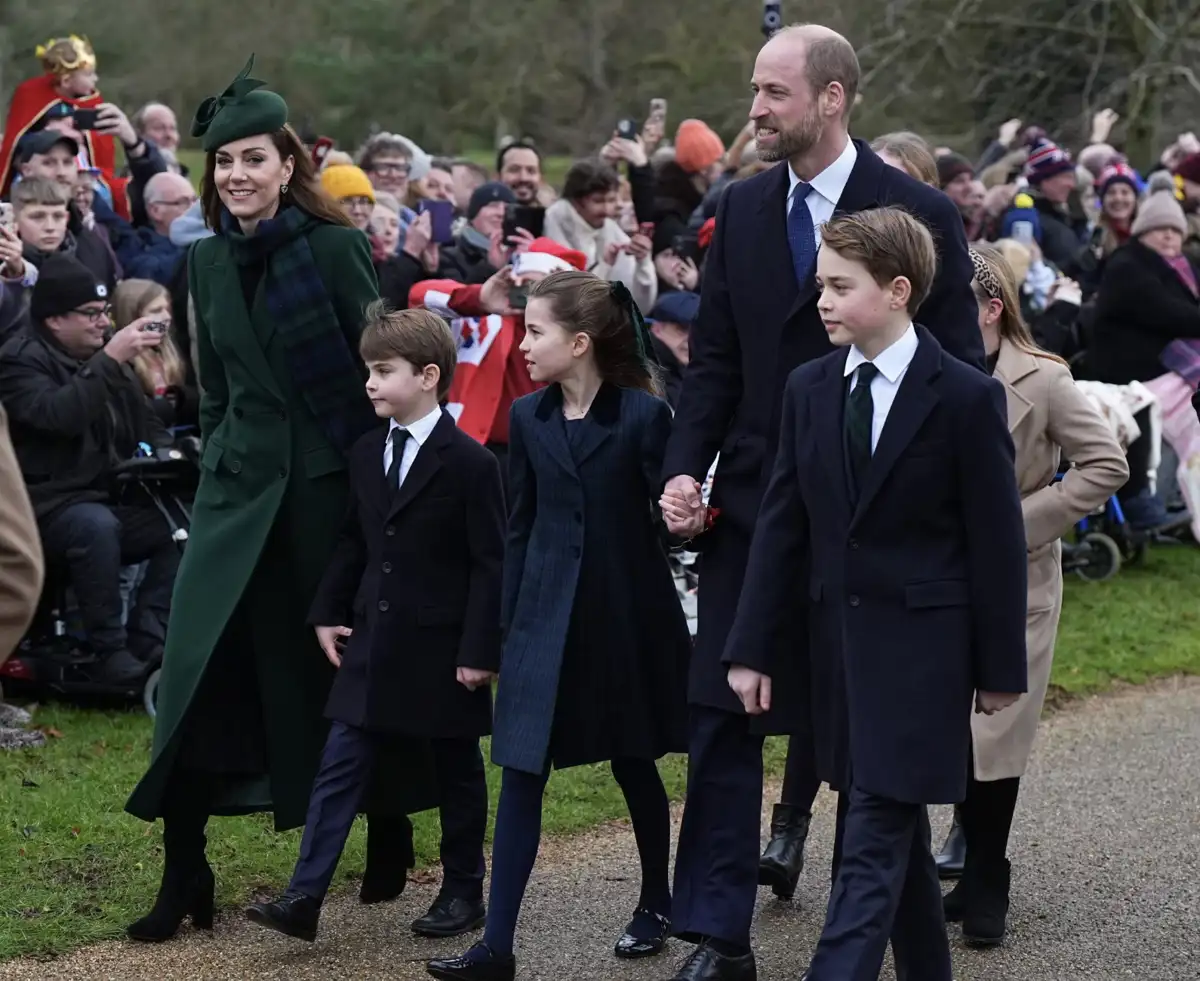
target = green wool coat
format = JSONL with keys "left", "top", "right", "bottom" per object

{"left": 126, "top": 222, "right": 432, "bottom": 830}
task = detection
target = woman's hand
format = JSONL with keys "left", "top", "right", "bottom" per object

{"left": 457, "top": 666, "right": 497, "bottom": 691}
{"left": 676, "top": 256, "right": 700, "bottom": 291}
{"left": 315, "top": 625, "right": 352, "bottom": 668}
{"left": 403, "top": 212, "right": 432, "bottom": 261}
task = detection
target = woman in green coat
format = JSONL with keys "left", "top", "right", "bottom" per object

{"left": 125, "top": 59, "right": 433, "bottom": 941}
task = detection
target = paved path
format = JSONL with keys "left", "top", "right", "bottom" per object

{"left": 3, "top": 678, "right": 1197, "bottom": 980}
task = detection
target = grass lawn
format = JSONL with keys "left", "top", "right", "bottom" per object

{"left": 2, "top": 546, "right": 1198, "bottom": 960}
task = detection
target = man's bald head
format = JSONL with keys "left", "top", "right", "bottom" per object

{"left": 766, "top": 24, "right": 860, "bottom": 119}
{"left": 144, "top": 172, "right": 197, "bottom": 235}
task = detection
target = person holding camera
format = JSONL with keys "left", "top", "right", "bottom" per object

{"left": 0, "top": 253, "right": 180, "bottom": 686}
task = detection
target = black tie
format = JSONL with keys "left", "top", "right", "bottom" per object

{"left": 386, "top": 428, "right": 410, "bottom": 494}
{"left": 845, "top": 362, "right": 879, "bottom": 492}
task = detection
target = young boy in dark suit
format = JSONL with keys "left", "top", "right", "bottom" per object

{"left": 247, "top": 303, "right": 506, "bottom": 943}
{"left": 718, "top": 208, "right": 1028, "bottom": 981}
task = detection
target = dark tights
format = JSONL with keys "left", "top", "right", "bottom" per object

{"left": 481, "top": 758, "right": 671, "bottom": 957}
{"left": 962, "top": 752, "right": 1020, "bottom": 865}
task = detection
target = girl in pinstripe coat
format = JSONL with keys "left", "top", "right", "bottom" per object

{"left": 428, "top": 271, "right": 691, "bottom": 981}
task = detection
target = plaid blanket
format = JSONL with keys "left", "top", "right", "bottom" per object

{"left": 223, "top": 207, "right": 376, "bottom": 455}
{"left": 1161, "top": 338, "right": 1200, "bottom": 391}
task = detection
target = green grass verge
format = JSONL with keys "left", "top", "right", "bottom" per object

{"left": 2, "top": 546, "right": 1197, "bottom": 959}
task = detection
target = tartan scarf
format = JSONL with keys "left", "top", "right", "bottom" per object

{"left": 222, "top": 206, "right": 376, "bottom": 456}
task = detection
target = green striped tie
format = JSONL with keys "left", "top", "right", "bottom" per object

{"left": 846, "top": 362, "right": 879, "bottom": 492}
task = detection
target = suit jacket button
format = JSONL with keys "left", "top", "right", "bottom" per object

{"left": 378, "top": 599, "right": 389, "bottom": 612}
{"left": 385, "top": 525, "right": 395, "bottom": 536}
{"left": 382, "top": 561, "right": 392, "bottom": 573}
{"left": 849, "top": 595, "right": 861, "bottom": 607}
{"left": 849, "top": 538, "right": 859, "bottom": 549}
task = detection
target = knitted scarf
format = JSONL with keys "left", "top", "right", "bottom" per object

{"left": 222, "top": 206, "right": 376, "bottom": 456}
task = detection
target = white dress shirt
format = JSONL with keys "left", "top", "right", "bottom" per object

{"left": 787, "top": 137, "right": 858, "bottom": 248}
{"left": 844, "top": 324, "right": 920, "bottom": 453}
{"left": 383, "top": 405, "right": 443, "bottom": 488}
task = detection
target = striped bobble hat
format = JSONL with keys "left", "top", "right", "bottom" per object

{"left": 1095, "top": 160, "right": 1139, "bottom": 197}
{"left": 1024, "top": 139, "right": 1075, "bottom": 184}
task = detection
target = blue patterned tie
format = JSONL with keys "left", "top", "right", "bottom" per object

{"left": 788, "top": 182, "right": 816, "bottom": 286}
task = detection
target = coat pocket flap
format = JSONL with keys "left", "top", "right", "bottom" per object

{"left": 200, "top": 438, "right": 224, "bottom": 472}
{"left": 303, "top": 445, "right": 348, "bottom": 479}
{"left": 905, "top": 579, "right": 970, "bottom": 609}
{"left": 418, "top": 606, "right": 465, "bottom": 626}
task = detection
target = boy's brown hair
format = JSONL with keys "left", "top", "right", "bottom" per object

{"left": 10, "top": 178, "right": 71, "bottom": 212}
{"left": 819, "top": 207, "right": 938, "bottom": 314}
{"left": 359, "top": 300, "right": 457, "bottom": 400}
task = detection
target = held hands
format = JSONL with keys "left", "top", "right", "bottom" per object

{"left": 457, "top": 666, "right": 497, "bottom": 691}
{"left": 660, "top": 474, "right": 706, "bottom": 539}
{"left": 103, "top": 317, "right": 166, "bottom": 364}
{"left": 316, "top": 625, "right": 352, "bottom": 668}
{"left": 975, "top": 691, "right": 1020, "bottom": 715}
{"left": 728, "top": 665, "right": 772, "bottom": 715}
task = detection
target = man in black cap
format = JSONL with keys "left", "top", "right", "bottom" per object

{"left": 0, "top": 254, "right": 180, "bottom": 686}
{"left": 437, "top": 181, "right": 519, "bottom": 284}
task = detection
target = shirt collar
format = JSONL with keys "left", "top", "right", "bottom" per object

{"left": 843, "top": 323, "right": 919, "bottom": 382}
{"left": 388, "top": 405, "right": 443, "bottom": 446}
{"left": 788, "top": 136, "right": 858, "bottom": 207}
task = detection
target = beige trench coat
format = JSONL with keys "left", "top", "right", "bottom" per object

{"left": 972, "top": 341, "right": 1128, "bottom": 780}
{"left": 0, "top": 404, "right": 43, "bottom": 665}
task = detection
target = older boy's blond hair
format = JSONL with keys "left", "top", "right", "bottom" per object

{"left": 819, "top": 207, "right": 938, "bottom": 314}
{"left": 10, "top": 178, "right": 71, "bottom": 212}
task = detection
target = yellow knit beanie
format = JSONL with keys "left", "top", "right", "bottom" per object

{"left": 320, "top": 164, "right": 376, "bottom": 202}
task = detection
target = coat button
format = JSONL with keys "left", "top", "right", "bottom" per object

{"left": 849, "top": 538, "right": 859, "bottom": 549}
{"left": 382, "top": 562, "right": 392, "bottom": 573}
{"left": 233, "top": 407, "right": 244, "bottom": 419}
{"left": 849, "top": 595, "right": 861, "bottom": 607}
{"left": 229, "top": 460, "right": 242, "bottom": 474}
{"left": 385, "top": 525, "right": 395, "bottom": 536}
{"left": 378, "top": 599, "right": 389, "bottom": 612}
{"left": 278, "top": 467, "right": 288, "bottom": 479}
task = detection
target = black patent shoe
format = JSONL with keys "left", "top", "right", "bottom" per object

{"left": 935, "top": 805, "right": 966, "bottom": 880}
{"left": 427, "top": 941, "right": 516, "bottom": 981}
{"left": 758, "top": 804, "right": 811, "bottom": 899}
{"left": 412, "top": 895, "right": 487, "bottom": 938}
{"left": 126, "top": 861, "right": 215, "bottom": 942}
{"left": 245, "top": 891, "right": 320, "bottom": 942}
{"left": 668, "top": 942, "right": 757, "bottom": 980}
{"left": 614, "top": 907, "right": 670, "bottom": 958}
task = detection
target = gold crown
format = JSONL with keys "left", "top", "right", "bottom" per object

{"left": 35, "top": 35, "right": 96, "bottom": 75}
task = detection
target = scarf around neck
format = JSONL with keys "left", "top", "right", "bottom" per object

{"left": 220, "top": 205, "right": 377, "bottom": 456}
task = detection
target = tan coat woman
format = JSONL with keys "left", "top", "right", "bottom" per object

{"left": 939, "top": 245, "right": 1128, "bottom": 949}
{"left": 0, "top": 404, "right": 42, "bottom": 663}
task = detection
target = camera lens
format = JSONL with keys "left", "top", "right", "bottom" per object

{"left": 764, "top": 8, "right": 782, "bottom": 31}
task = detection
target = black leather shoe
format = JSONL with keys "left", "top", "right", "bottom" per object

{"left": 245, "top": 891, "right": 320, "bottom": 943}
{"left": 668, "top": 942, "right": 757, "bottom": 980}
{"left": 412, "top": 895, "right": 487, "bottom": 938}
{"left": 427, "top": 942, "right": 516, "bottom": 981}
{"left": 758, "top": 804, "right": 811, "bottom": 899}
{"left": 360, "top": 815, "right": 414, "bottom": 904}
{"left": 962, "top": 858, "right": 1010, "bottom": 946}
{"left": 935, "top": 805, "right": 966, "bottom": 880}
{"left": 614, "top": 907, "right": 670, "bottom": 958}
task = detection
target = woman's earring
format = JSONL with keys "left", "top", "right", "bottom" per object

{"left": 280, "top": 183, "right": 289, "bottom": 195}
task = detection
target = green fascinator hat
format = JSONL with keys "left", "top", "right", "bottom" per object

{"left": 191, "top": 54, "right": 289, "bottom": 152}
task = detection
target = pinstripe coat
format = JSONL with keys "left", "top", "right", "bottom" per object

{"left": 492, "top": 382, "right": 690, "bottom": 775}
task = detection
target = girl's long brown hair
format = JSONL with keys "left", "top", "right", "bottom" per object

{"left": 526, "top": 271, "right": 663, "bottom": 397}
{"left": 112, "top": 279, "right": 188, "bottom": 393}
{"left": 970, "top": 244, "right": 1069, "bottom": 367}
{"left": 200, "top": 124, "right": 353, "bottom": 231}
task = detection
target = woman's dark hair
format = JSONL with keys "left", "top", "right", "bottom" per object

{"left": 200, "top": 124, "right": 353, "bottom": 231}
{"left": 527, "top": 270, "right": 662, "bottom": 397}
{"left": 562, "top": 158, "right": 620, "bottom": 203}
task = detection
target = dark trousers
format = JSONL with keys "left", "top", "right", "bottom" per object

{"left": 671, "top": 705, "right": 764, "bottom": 948}
{"left": 483, "top": 758, "right": 671, "bottom": 956}
{"left": 39, "top": 502, "right": 178, "bottom": 659}
{"left": 780, "top": 727, "right": 822, "bottom": 811}
{"left": 810, "top": 786, "right": 951, "bottom": 981}
{"left": 289, "top": 722, "right": 487, "bottom": 903}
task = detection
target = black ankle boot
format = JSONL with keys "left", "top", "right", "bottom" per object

{"left": 935, "top": 805, "right": 966, "bottom": 880}
{"left": 942, "top": 875, "right": 967, "bottom": 922}
{"left": 962, "top": 857, "right": 1010, "bottom": 946}
{"left": 126, "top": 851, "right": 215, "bottom": 942}
{"left": 758, "top": 804, "right": 811, "bottom": 900}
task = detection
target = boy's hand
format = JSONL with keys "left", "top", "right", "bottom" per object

{"left": 316, "top": 625, "right": 352, "bottom": 668}
{"left": 976, "top": 691, "right": 1020, "bottom": 715}
{"left": 661, "top": 475, "right": 705, "bottom": 538}
{"left": 728, "top": 665, "right": 772, "bottom": 715}
{"left": 457, "top": 666, "right": 497, "bottom": 691}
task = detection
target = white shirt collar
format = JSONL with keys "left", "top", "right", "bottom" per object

{"left": 788, "top": 136, "right": 858, "bottom": 207}
{"left": 388, "top": 405, "right": 443, "bottom": 446}
{"left": 844, "top": 323, "right": 919, "bottom": 383}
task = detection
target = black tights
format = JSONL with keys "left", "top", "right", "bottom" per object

{"left": 962, "top": 752, "right": 1020, "bottom": 866}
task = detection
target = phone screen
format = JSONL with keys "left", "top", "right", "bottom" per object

{"left": 418, "top": 199, "right": 455, "bottom": 245}
{"left": 508, "top": 283, "right": 529, "bottom": 310}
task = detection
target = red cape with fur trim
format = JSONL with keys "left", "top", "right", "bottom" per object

{"left": 0, "top": 74, "right": 129, "bottom": 218}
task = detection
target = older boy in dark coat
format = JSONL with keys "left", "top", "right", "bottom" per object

{"left": 718, "top": 210, "right": 1028, "bottom": 981}
{"left": 247, "top": 306, "right": 505, "bottom": 943}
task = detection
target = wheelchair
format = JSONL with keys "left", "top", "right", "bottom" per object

{"left": 0, "top": 440, "right": 198, "bottom": 717}
{"left": 1061, "top": 494, "right": 1146, "bottom": 582}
